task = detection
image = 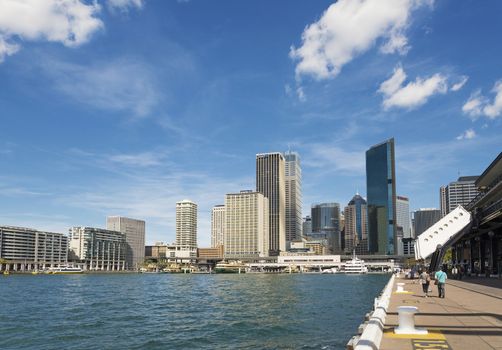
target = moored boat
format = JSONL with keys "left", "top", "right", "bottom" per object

{"left": 46, "top": 266, "right": 83, "bottom": 274}
{"left": 343, "top": 251, "right": 368, "bottom": 274}
{"left": 214, "top": 261, "right": 246, "bottom": 273}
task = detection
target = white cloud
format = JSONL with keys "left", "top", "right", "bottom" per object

{"left": 107, "top": 0, "right": 143, "bottom": 11}
{"left": 0, "top": 0, "right": 103, "bottom": 60}
{"left": 296, "top": 86, "right": 306, "bottom": 102}
{"left": 450, "top": 76, "right": 468, "bottom": 91}
{"left": 41, "top": 57, "right": 159, "bottom": 117}
{"left": 456, "top": 128, "right": 476, "bottom": 140}
{"left": 462, "top": 80, "right": 502, "bottom": 119}
{"left": 378, "top": 65, "right": 448, "bottom": 110}
{"left": 108, "top": 152, "right": 167, "bottom": 167}
{"left": 0, "top": 0, "right": 144, "bottom": 62}
{"left": 290, "top": 0, "right": 434, "bottom": 80}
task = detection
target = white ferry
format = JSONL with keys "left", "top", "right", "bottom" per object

{"left": 343, "top": 251, "right": 368, "bottom": 274}
{"left": 46, "top": 265, "right": 83, "bottom": 274}
{"left": 214, "top": 261, "right": 246, "bottom": 274}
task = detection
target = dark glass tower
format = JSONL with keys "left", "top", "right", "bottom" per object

{"left": 366, "top": 138, "right": 397, "bottom": 255}
{"left": 311, "top": 202, "right": 341, "bottom": 253}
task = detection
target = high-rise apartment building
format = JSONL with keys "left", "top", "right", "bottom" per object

{"left": 344, "top": 194, "right": 368, "bottom": 255}
{"left": 440, "top": 176, "right": 479, "bottom": 215}
{"left": 366, "top": 138, "right": 397, "bottom": 255}
{"left": 106, "top": 216, "right": 145, "bottom": 270}
{"left": 311, "top": 202, "right": 342, "bottom": 254}
{"left": 413, "top": 208, "right": 441, "bottom": 237}
{"left": 0, "top": 226, "right": 68, "bottom": 271}
{"left": 256, "top": 152, "right": 286, "bottom": 255}
{"left": 284, "top": 151, "right": 302, "bottom": 245}
{"left": 69, "top": 227, "right": 126, "bottom": 271}
{"left": 224, "top": 190, "right": 269, "bottom": 259}
{"left": 175, "top": 200, "right": 197, "bottom": 249}
{"left": 211, "top": 205, "right": 225, "bottom": 248}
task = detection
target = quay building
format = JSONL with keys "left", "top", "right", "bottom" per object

{"left": 69, "top": 227, "right": 126, "bottom": 271}
{"left": 0, "top": 226, "right": 68, "bottom": 272}
{"left": 451, "top": 153, "right": 502, "bottom": 276}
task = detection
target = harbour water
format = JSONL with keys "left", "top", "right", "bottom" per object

{"left": 0, "top": 274, "right": 389, "bottom": 349}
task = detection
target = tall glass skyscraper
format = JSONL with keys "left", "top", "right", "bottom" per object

{"left": 366, "top": 138, "right": 397, "bottom": 255}
{"left": 344, "top": 193, "right": 368, "bottom": 255}
{"left": 311, "top": 202, "right": 341, "bottom": 253}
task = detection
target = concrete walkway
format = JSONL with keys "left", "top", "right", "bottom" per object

{"left": 380, "top": 276, "right": 502, "bottom": 349}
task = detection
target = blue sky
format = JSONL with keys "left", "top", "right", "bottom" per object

{"left": 1, "top": 0, "right": 501, "bottom": 246}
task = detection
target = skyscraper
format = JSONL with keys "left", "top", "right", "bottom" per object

{"left": 224, "top": 191, "right": 269, "bottom": 259}
{"left": 284, "top": 151, "right": 302, "bottom": 245}
{"left": 396, "top": 196, "right": 412, "bottom": 256}
{"left": 256, "top": 152, "right": 286, "bottom": 255}
{"left": 302, "top": 216, "right": 312, "bottom": 236}
{"left": 175, "top": 200, "right": 197, "bottom": 249}
{"left": 366, "top": 138, "right": 397, "bottom": 255}
{"left": 440, "top": 176, "right": 479, "bottom": 215}
{"left": 344, "top": 194, "right": 368, "bottom": 255}
{"left": 106, "top": 216, "right": 145, "bottom": 270}
{"left": 413, "top": 208, "right": 441, "bottom": 237}
{"left": 311, "top": 202, "right": 342, "bottom": 253}
{"left": 211, "top": 205, "right": 225, "bottom": 248}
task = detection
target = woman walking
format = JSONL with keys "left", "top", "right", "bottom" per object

{"left": 419, "top": 270, "right": 430, "bottom": 298}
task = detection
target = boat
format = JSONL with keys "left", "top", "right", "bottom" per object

{"left": 214, "top": 261, "right": 247, "bottom": 273}
{"left": 3, "top": 271, "right": 10, "bottom": 276}
{"left": 321, "top": 267, "right": 339, "bottom": 274}
{"left": 343, "top": 251, "right": 368, "bottom": 274}
{"left": 46, "top": 265, "right": 83, "bottom": 274}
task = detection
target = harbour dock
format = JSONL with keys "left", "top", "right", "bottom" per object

{"left": 379, "top": 276, "right": 502, "bottom": 350}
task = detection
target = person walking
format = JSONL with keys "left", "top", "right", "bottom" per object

{"left": 419, "top": 270, "right": 430, "bottom": 297}
{"left": 435, "top": 267, "right": 448, "bottom": 298}
{"left": 452, "top": 266, "right": 458, "bottom": 280}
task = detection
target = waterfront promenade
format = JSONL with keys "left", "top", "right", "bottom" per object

{"left": 380, "top": 276, "right": 502, "bottom": 349}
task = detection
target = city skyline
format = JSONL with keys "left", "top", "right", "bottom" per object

{"left": 1, "top": 1, "right": 501, "bottom": 247}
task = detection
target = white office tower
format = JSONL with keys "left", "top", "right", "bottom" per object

{"left": 211, "top": 205, "right": 226, "bottom": 248}
{"left": 396, "top": 196, "right": 412, "bottom": 256}
{"left": 106, "top": 216, "right": 145, "bottom": 270}
{"left": 440, "top": 176, "right": 479, "bottom": 215}
{"left": 284, "top": 151, "right": 302, "bottom": 246}
{"left": 224, "top": 191, "right": 269, "bottom": 259}
{"left": 256, "top": 152, "right": 286, "bottom": 255}
{"left": 175, "top": 200, "right": 198, "bottom": 249}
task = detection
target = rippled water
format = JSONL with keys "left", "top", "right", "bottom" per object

{"left": 0, "top": 273, "right": 389, "bottom": 350}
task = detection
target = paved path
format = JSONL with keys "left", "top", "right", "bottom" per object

{"left": 379, "top": 276, "right": 502, "bottom": 350}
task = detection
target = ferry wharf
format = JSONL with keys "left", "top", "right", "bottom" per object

{"left": 379, "top": 276, "right": 502, "bottom": 350}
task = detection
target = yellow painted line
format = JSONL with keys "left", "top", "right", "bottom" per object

{"left": 393, "top": 291, "right": 414, "bottom": 294}
{"left": 383, "top": 328, "right": 446, "bottom": 340}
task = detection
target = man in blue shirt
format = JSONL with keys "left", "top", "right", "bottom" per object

{"left": 435, "top": 267, "right": 448, "bottom": 298}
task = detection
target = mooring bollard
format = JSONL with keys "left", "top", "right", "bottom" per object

{"left": 394, "top": 306, "right": 428, "bottom": 335}
{"left": 396, "top": 282, "right": 405, "bottom": 293}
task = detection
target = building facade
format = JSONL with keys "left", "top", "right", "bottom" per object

{"left": 211, "top": 205, "right": 225, "bottom": 248}
{"left": 344, "top": 194, "right": 369, "bottom": 255}
{"left": 284, "top": 151, "right": 302, "bottom": 245}
{"left": 175, "top": 200, "right": 198, "bottom": 249}
{"left": 311, "top": 202, "right": 342, "bottom": 254}
{"left": 69, "top": 227, "right": 126, "bottom": 271}
{"left": 256, "top": 152, "right": 286, "bottom": 255}
{"left": 107, "top": 216, "right": 145, "bottom": 270}
{"left": 413, "top": 208, "right": 442, "bottom": 237}
{"left": 0, "top": 226, "right": 68, "bottom": 271}
{"left": 302, "top": 216, "right": 312, "bottom": 236}
{"left": 440, "top": 176, "right": 480, "bottom": 215}
{"left": 366, "top": 138, "right": 397, "bottom": 255}
{"left": 224, "top": 190, "right": 269, "bottom": 259}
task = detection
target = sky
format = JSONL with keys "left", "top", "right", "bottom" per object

{"left": 1, "top": 0, "right": 501, "bottom": 246}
